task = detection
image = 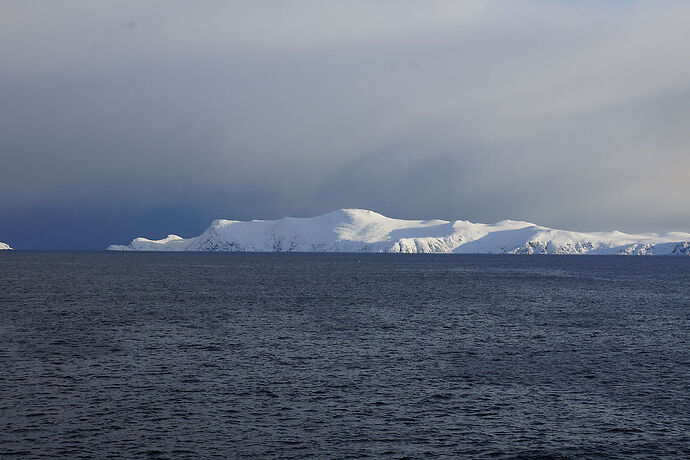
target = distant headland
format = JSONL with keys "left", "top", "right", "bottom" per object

{"left": 107, "top": 209, "right": 690, "bottom": 255}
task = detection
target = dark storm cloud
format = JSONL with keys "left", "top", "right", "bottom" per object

{"left": 1, "top": 0, "right": 690, "bottom": 248}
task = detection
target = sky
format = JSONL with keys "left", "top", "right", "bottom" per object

{"left": 1, "top": 0, "right": 690, "bottom": 249}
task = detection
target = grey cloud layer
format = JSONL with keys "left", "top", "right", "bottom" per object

{"left": 1, "top": 1, "right": 689, "bottom": 248}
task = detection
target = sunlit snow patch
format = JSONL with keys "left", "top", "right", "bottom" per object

{"left": 107, "top": 209, "right": 690, "bottom": 255}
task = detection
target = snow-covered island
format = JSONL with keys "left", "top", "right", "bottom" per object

{"left": 108, "top": 209, "right": 690, "bottom": 255}
{"left": 0, "top": 242, "right": 12, "bottom": 250}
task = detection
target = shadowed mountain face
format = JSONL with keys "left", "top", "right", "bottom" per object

{"left": 108, "top": 209, "right": 690, "bottom": 255}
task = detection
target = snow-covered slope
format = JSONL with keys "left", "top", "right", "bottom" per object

{"left": 108, "top": 209, "right": 690, "bottom": 255}
{"left": 0, "top": 242, "right": 12, "bottom": 250}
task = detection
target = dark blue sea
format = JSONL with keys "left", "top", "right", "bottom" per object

{"left": 1, "top": 252, "right": 689, "bottom": 458}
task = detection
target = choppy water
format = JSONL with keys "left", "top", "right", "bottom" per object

{"left": 1, "top": 252, "right": 689, "bottom": 458}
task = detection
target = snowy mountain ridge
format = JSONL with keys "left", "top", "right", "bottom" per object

{"left": 108, "top": 209, "right": 690, "bottom": 255}
{"left": 0, "top": 242, "right": 12, "bottom": 250}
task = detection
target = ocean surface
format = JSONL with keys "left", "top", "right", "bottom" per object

{"left": 1, "top": 252, "right": 689, "bottom": 459}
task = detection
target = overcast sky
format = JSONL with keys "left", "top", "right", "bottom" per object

{"left": 2, "top": 0, "right": 690, "bottom": 249}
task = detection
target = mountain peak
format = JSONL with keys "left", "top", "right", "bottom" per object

{"left": 108, "top": 210, "right": 690, "bottom": 255}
